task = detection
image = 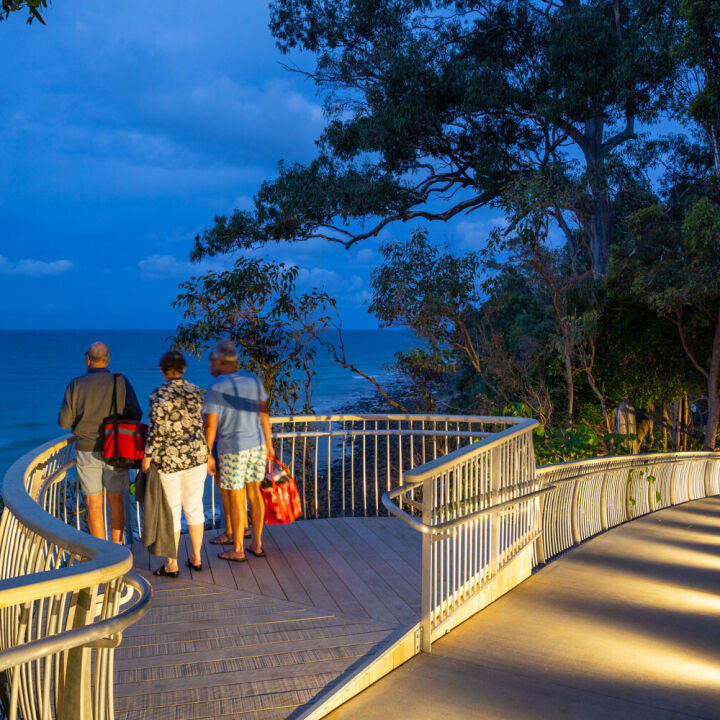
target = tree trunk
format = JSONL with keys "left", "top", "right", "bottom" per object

{"left": 703, "top": 310, "right": 720, "bottom": 451}
{"left": 584, "top": 116, "right": 613, "bottom": 277}
{"left": 636, "top": 407, "right": 653, "bottom": 450}
{"left": 672, "top": 394, "right": 691, "bottom": 451}
{"left": 615, "top": 400, "right": 639, "bottom": 453}
{"left": 563, "top": 334, "right": 574, "bottom": 427}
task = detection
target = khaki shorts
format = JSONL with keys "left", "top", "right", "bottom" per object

{"left": 75, "top": 451, "right": 129, "bottom": 496}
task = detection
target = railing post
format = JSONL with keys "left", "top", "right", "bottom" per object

{"left": 570, "top": 479, "right": 581, "bottom": 545}
{"left": 534, "top": 491, "right": 547, "bottom": 566}
{"left": 489, "top": 447, "right": 500, "bottom": 577}
{"left": 420, "top": 474, "right": 433, "bottom": 653}
{"left": 58, "top": 587, "right": 95, "bottom": 720}
{"left": 688, "top": 459, "right": 696, "bottom": 500}
{"left": 669, "top": 462, "right": 678, "bottom": 506}
{"left": 599, "top": 471, "right": 609, "bottom": 531}
{"left": 648, "top": 464, "right": 656, "bottom": 512}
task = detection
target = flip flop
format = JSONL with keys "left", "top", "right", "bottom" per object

{"left": 218, "top": 552, "right": 247, "bottom": 563}
{"left": 153, "top": 565, "right": 179, "bottom": 578}
{"left": 247, "top": 548, "right": 266, "bottom": 558}
{"left": 209, "top": 535, "right": 232, "bottom": 545}
{"left": 186, "top": 559, "right": 203, "bottom": 572}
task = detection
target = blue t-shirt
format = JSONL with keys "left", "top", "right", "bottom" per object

{"left": 203, "top": 371, "right": 267, "bottom": 454}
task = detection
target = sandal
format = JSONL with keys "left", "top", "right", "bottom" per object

{"left": 186, "top": 559, "right": 203, "bottom": 572}
{"left": 209, "top": 534, "right": 232, "bottom": 545}
{"left": 247, "top": 547, "right": 266, "bottom": 558}
{"left": 153, "top": 565, "right": 179, "bottom": 578}
{"left": 218, "top": 551, "right": 247, "bottom": 563}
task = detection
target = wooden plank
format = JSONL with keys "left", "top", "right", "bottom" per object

{"left": 367, "top": 517, "right": 422, "bottom": 561}
{"left": 117, "top": 619, "right": 393, "bottom": 661}
{"left": 113, "top": 655, "right": 374, "bottom": 697}
{"left": 313, "top": 520, "right": 419, "bottom": 626}
{"left": 294, "top": 521, "right": 397, "bottom": 625}
{"left": 129, "top": 541, "right": 149, "bottom": 570}
{"left": 259, "top": 530, "right": 314, "bottom": 606}
{"left": 114, "top": 669, "right": 344, "bottom": 714}
{"left": 237, "top": 540, "right": 288, "bottom": 601}
{"left": 115, "top": 628, "right": 394, "bottom": 670}
{"left": 200, "top": 534, "right": 241, "bottom": 591}
{"left": 344, "top": 517, "right": 422, "bottom": 585}
{"left": 279, "top": 523, "right": 369, "bottom": 619}
{"left": 338, "top": 517, "right": 421, "bottom": 603}
{"left": 269, "top": 523, "right": 341, "bottom": 612}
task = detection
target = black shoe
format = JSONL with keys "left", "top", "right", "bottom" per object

{"left": 186, "top": 559, "right": 203, "bottom": 572}
{"left": 153, "top": 565, "right": 179, "bottom": 578}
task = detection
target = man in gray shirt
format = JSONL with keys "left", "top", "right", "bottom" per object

{"left": 59, "top": 341, "right": 142, "bottom": 543}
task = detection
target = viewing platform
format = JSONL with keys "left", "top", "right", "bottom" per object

{"left": 1, "top": 415, "right": 719, "bottom": 720}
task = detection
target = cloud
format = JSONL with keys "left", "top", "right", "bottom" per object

{"left": 138, "top": 253, "right": 227, "bottom": 280}
{"left": 0, "top": 255, "right": 72, "bottom": 277}
{"left": 356, "top": 248, "right": 374, "bottom": 264}
{"left": 456, "top": 217, "right": 507, "bottom": 250}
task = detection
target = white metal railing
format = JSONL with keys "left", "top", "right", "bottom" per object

{"left": 536, "top": 452, "right": 720, "bottom": 563}
{"left": 382, "top": 416, "right": 540, "bottom": 650}
{"left": 0, "top": 437, "right": 152, "bottom": 720}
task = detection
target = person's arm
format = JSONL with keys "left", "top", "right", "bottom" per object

{"left": 122, "top": 378, "right": 143, "bottom": 420}
{"left": 259, "top": 400, "right": 274, "bottom": 460}
{"left": 58, "top": 382, "right": 75, "bottom": 430}
{"left": 141, "top": 393, "right": 161, "bottom": 472}
{"left": 204, "top": 413, "right": 218, "bottom": 476}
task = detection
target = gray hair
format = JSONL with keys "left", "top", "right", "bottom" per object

{"left": 85, "top": 341, "right": 110, "bottom": 365}
{"left": 209, "top": 340, "right": 239, "bottom": 368}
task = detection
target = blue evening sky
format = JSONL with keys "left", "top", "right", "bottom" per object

{"left": 0, "top": 1, "right": 501, "bottom": 330}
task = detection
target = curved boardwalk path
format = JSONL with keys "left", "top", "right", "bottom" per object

{"left": 329, "top": 497, "right": 720, "bottom": 720}
{"left": 117, "top": 517, "right": 421, "bottom": 719}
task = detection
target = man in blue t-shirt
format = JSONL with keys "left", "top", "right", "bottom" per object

{"left": 203, "top": 340, "right": 274, "bottom": 562}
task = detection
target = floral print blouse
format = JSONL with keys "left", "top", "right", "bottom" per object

{"left": 145, "top": 378, "right": 208, "bottom": 473}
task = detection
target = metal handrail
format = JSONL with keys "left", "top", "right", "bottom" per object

{"left": 0, "top": 434, "right": 153, "bottom": 720}
{"left": 383, "top": 482, "right": 556, "bottom": 535}
{"left": 0, "top": 572, "right": 151, "bottom": 672}
{"left": 0, "top": 438, "right": 133, "bottom": 606}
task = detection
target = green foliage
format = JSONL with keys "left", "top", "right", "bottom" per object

{"left": 1, "top": 0, "right": 48, "bottom": 23}
{"left": 192, "top": 0, "right": 680, "bottom": 277}
{"left": 173, "top": 257, "right": 336, "bottom": 412}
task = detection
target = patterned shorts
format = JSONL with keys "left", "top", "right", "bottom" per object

{"left": 218, "top": 445, "right": 266, "bottom": 490}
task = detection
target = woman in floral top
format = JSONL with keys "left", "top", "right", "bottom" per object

{"left": 142, "top": 351, "right": 208, "bottom": 577}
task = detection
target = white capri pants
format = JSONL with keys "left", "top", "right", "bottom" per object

{"left": 157, "top": 463, "right": 206, "bottom": 534}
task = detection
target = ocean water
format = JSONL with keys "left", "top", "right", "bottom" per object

{"left": 0, "top": 329, "right": 414, "bottom": 482}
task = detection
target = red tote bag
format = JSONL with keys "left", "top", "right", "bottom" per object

{"left": 261, "top": 458, "right": 303, "bottom": 525}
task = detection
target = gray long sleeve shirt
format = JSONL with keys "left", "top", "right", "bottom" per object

{"left": 58, "top": 368, "right": 142, "bottom": 452}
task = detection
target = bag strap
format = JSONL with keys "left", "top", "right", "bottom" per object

{"left": 110, "top": 373, "right": 119, "bottom": 417}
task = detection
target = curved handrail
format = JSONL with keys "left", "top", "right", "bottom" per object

{"left": 0, "top": 437, "right": 133, "bottom": 605}
{"left": 383, "top": 482, "right": 556, "bottom": 535}
{"left": 0, "top": 571, "right": 151, "bottom": 672}
{"left": 0, "top": 434, "right": 153, "bottom": 720}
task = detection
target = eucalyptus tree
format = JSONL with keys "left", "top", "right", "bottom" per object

{"left": 173, "top": 258, "right": 336, "bottom": 412}
{"left": 192, "top": 0, "right": 679, "bottom": 278}
{"left": 1, "top": 0, "right": 49, "bottom": 23}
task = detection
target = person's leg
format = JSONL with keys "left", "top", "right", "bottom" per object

{"left": 246, "top": 482, "right": 265, "bottom": 554}
{"left": 158, "top": 468, "right": 183, "bottom": 571}
{"left": 245, "top": 445, "right": 267, "bottom": 554}
{"left": 103, "top": 463, "right": 130, "bottom": 544}
{"left": 217, "top": 482, "right": 233, "bottom": 541}
{"left": 226, "top": 488, "right": 247, "bottom": 558}
{"left": 106, "top": 493, "right": 125, "bottom": 544}
{"left": 86, "top": 493, "right": 106, "bottom": 539}
{"left": 181, "top": 464, "right": 207, "bottom": 567}
{"left": 75, "top": 451, "right": 105, "bottom": 539}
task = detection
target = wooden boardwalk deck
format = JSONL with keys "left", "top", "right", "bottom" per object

{"left": 118, "top": 517, "right": 421, "bottom": 719}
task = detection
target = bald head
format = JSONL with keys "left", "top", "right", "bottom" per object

{"left": 85, "top": 342, "right": 110, "bottom": 368}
